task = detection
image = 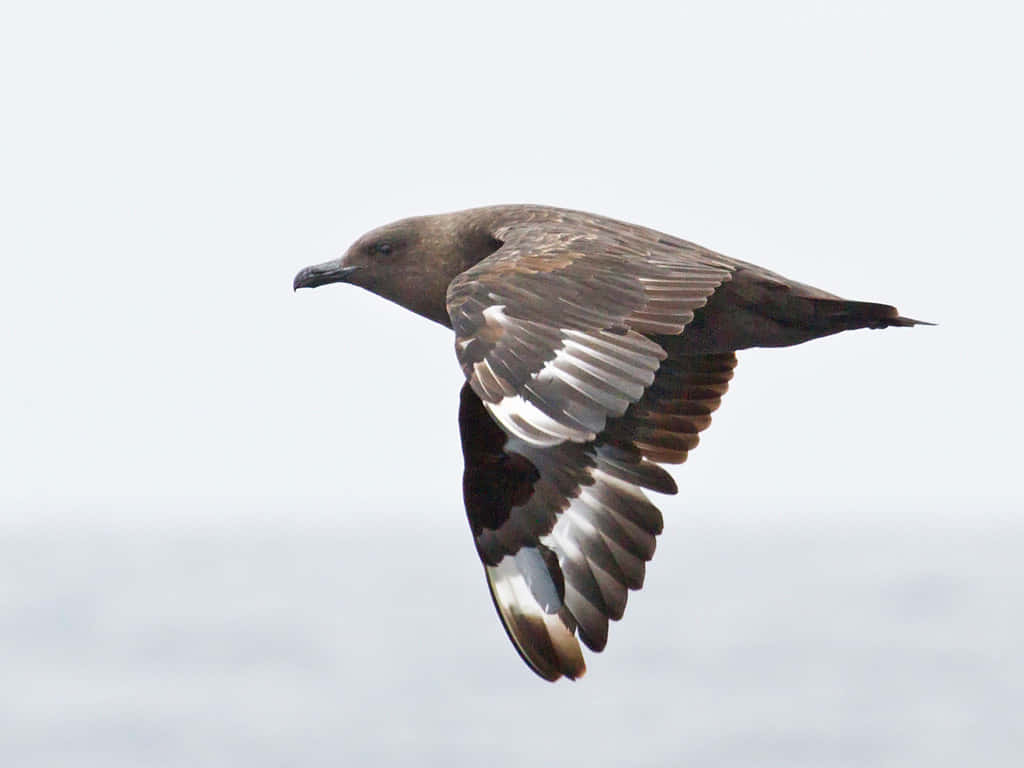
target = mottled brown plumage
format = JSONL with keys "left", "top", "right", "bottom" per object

{"left": 294, "top": 204, "right": 925, "bottom": 682}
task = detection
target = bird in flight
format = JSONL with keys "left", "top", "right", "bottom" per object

{"left": 294, "top": 205, "right": 925, "bottom": 681}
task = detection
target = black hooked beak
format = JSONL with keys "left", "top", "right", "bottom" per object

{"left": 293, "top": 259, "right": 362, "bottom": 291}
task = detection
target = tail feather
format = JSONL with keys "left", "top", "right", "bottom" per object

{"left": 885, "top": 315, "right": 935, "bottom": 328}
{"left": 817, "top": 299, "right": 934, "bottom": 331}
{"left": 679, "top": 274, "right": 931, "bottom": 353}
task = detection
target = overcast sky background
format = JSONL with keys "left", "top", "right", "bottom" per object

{"left": 1, "top": 1, "right": 1020, "bottom": 509}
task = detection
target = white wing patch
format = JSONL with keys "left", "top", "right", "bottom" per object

{"left": 534, "top": 461, "right": 662, "bottom": 651}
{"left": 513, "top": 547, "right": 563, "bottom": 613}
{"left": 485, "top": 392, "right": 593, "bottom": 446}
{"left": 473, "top": 306, "right": 666, "bottom": 448}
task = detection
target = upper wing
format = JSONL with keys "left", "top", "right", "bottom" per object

{"left": 459, "top": 351, "right": 737, "bottom": 681}
{"left": 446, "top": 212, "right": 734, "bottom": 446}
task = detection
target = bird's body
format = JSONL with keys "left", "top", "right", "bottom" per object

{"left": 294, "top": 204, "right": 925, "bottom": 681}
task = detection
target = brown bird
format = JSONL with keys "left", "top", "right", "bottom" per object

{"left": 293, "top": 204, "right": 925, "bottom": 682}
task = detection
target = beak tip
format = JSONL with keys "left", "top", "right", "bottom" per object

{"left": 292, "top": 265, "right": 326, "bottom": 292}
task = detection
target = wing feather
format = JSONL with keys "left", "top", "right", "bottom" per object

{"left": 450, "top": 210, "right": 741, "bottom": 680}
{"left": 458, "top": 353, "right": 735, "bottom": 679}
{"left": 447, "top": 211, "right": 734, "bottom": 446}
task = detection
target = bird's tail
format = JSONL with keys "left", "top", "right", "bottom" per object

{"left": 814, "top": 299, "right": 934, "bottom": 331}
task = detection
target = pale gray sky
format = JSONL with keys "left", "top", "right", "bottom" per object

{"left": 1, "top": 1, "right": 1020, "bottom": 510}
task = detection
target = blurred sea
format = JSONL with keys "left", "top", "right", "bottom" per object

{"left": 0, "top": 498, "right": 1019, "bottom": 767}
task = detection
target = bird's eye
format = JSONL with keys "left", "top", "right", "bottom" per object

{"left": 375, "top": 242, "right": 393, "bottom": 256}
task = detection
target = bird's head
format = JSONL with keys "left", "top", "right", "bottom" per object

{"left": 293, "top": 211, "right": 502, "bottom": 327}
{"left": 293, "top": 219, "right": 419, "bottom": 291}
